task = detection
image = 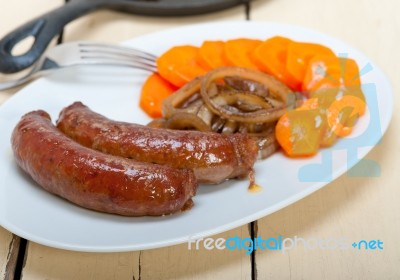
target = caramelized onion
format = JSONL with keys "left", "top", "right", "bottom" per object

{"left": 164, "top": 112, "right": 211, "bottom": 132}
{"left": 150, "top": 67, "right": 296, "bottom": 160}
{"left": 200, "top": 67, "right": 295, "bottom": 123}
{"left": 162, "top": 78, "right": 201, "bottom": 119}
{"left": 147, "top": 118, "right": 167, "bottom": 128}
{"left": 224, "top": 76, "right": 269, "bottom": 95}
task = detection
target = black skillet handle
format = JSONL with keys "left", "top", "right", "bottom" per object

{"left": 106, "top": 0, "right": 248, "bottom": 17}
{"left": 0, "top": 0, "right": 107, "bottom": 74}
{"left": 0, "top": 0, "right": 248, "bottom": 74}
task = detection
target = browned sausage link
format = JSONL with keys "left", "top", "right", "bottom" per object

{"left": 11, "top": 111, "right": 197, "bottom": 216}
{"left": 56, "top": 102, "right": 259, "bottom": 184}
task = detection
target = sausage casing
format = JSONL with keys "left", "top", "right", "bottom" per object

{"left": 11, "top": 110, "right": 197, "bottom": 216}
{"left": 57, "top": 102, "right": 258, "bottom": 184}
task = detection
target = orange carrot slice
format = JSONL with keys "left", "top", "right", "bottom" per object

{"left": 303, "top": 55, "right": 361, "bottom": 92}
{"left": 251, "top": 36, "right": 300, "bottom": 90}
{"left": 157, "top": 45, "right": 207, "bottom": 87}
{"left": 337, "top": 57, "right": 361, "bottom": 86}
{"left": 140, "top": 73, "right": 178, "bottom": 118}
{"left": 303, "top": 54, "right": 339, "bottom": 92}
{"left": 224, "top": 38, "right": 261, "bottom": 69}
{"left": 276, "top": 108, "right": 323, "bottom": 157}
{"left": 286, "top": 42, "right": 335, "bottom": 86}
{"left": 326, "top": 95, "right": 365, "bottom": 137}
{"left": 197, "top": 41, "right": 226, "bottom": 70}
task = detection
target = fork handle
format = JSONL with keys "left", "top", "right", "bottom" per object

{"left": 0, "top": 1, "right": 106, "bottom": 74}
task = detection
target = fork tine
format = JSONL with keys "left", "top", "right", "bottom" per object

{"left": 78, "top": 43, "right": 158, "bottom": 61}
{"left": 79, "top": 51, "right": 157, "bottom": 68}
{"left": 80, "top": 55, "right": 157, "bottom": 72}
{"left": 78, "top": 43, "right": 158, "bottom": 71}
{"left": 78, "top": 59, "right": 158, "bottom": 72}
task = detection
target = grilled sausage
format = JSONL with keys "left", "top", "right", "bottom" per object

{"left": 57, "top": 102, "right": 258, "bottom": 184}
{"left": 11, "top": 110, "right": 196, "bottom": 216}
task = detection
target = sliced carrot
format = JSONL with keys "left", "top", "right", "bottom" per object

{"left": 320, "top": 115, "right": 338, "bottom": 147}
{"left": 342, "top": 84, "right": 366, "bottom": 114}
{"left": 301, "top": 89, "right": 337, "bottom": 146}
{"left": 297, "top": 98, "right": 319, "bottom": 110}
{"left": 276, "top": 108, "right": 323, "bottom": 157}
{"left": 308, "top": 84, "right": 339, "bottom": 108}
{"left": 157, "top": 45, "right": 207, "bottom": 87}
{"left": 326, "top": 95, "right": 365, "bottom": 137}
{"left": 223, "top": 38, "right": 261, "bottom": 70}
{"left": 310, "top": 85, "right": 365, "bottom": 114}
{"left": 197, "top": 41, "right": 226, "bottom": 70}
{"left": 250, "top": 36, "right": 300, "bottom": 90}
{"left": 286, "top": 42, "right": 335, "bottom": 87}
{"left": 308, "top": 85, "right": 365, "bottom": 143}
{"left": 303, "top": 55, "right": 361, "bottom": 92}
{"left": 303, "top": 54, "right": 338, "bottom": 92}
{"left": 276, "top": 93, "right": 363, "bottom": 156}
{"left": 276, "top": 85, "right": 365, "bottom": 156}
{"left": 140, "top": 73, "right": 178, "bottom": 118}
{"left": 338, "top": 57, "right": 361, "bottom": 86}
{"left": 251, "top": 36, "right": 291, "bottom": 73}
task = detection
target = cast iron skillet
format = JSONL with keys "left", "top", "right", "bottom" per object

{"left": 0, "top": 0, "right": 248, "bottom": 74}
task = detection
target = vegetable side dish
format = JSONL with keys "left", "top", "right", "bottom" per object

{"left": 140, "top": 36, "right": 366, "bottom": 158}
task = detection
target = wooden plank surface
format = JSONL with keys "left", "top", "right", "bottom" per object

{"left": 252, "top": 0, "right": 400, "bottom": 279}
{"left": 21, "top": 243, "right": 140, "bottom": 280}
{"left": 22, "top": 227, "right": 252, "bottom": 280}
{"left": 0, "top": 230, "right": 21, "bottom": 280}
{"left": 138, "top": 227, "right": 252, "bottom": 280}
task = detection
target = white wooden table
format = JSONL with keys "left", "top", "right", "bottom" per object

{"left": 1, "top": 0, "right": 399, "bottom": 279}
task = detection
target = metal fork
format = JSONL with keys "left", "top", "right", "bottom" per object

{"left": 0, "top": 42, "right": 158, "bottom": 90}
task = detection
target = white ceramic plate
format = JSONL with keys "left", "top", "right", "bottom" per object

{"left": 0, "top": 22, "right": 393, "bottom": 252}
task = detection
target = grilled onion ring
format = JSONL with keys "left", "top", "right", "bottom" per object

{"left": 162, "top": 77, "right": 201, "bottom": 119}
{"left": 152, "top": 67, "right": 297, "bottom": 159}
{"left": 200, "top": 67, "right": 295, "bottom": 123}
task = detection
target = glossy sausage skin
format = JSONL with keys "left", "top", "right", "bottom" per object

{"left": 11, "top": 111, "right": 197, "bottom": 216}
{"left": 57, "top": 102, "right": 259, "bottom": 184}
